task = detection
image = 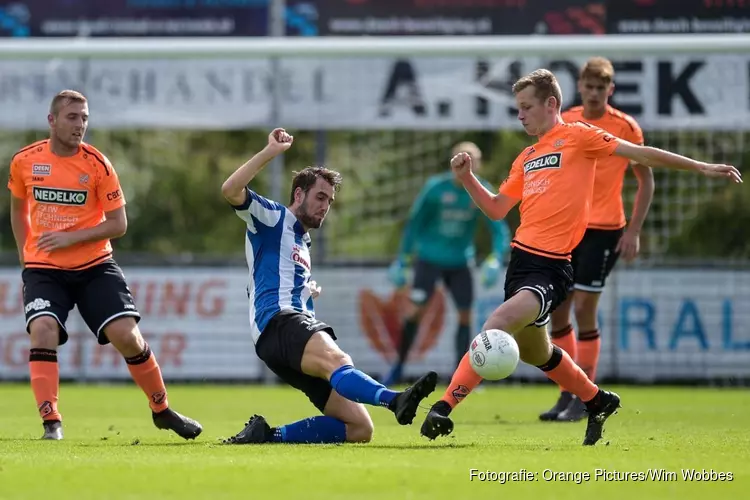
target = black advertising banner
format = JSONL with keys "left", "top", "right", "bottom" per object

{"left": 608, "top": 0, "right": 750, "bottom": 34}
{"left": 285, "top": 0, "right": 606, "bottom": 36}
{"left": 0, "top": 0, "right": 270, "bottom": 37}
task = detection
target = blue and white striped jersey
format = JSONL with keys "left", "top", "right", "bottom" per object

{"left": 231, "top": 187, "right": 315, "bottom": 343}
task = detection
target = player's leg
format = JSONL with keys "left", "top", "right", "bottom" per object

{"left": 300, "top": 327, "right": 437, "bottom": 426}
{"left": 515, "top": 321, "right": 620, "bottom": 445}
{"left": 22, "top": 268, "right": 75, "bottom": 440}
{"left": 224, "top": 362, "right": 367, "bottom": 445}
{"left": 539, "top": 291, "right": 577, "bottom": 421}
{"left": 420, "top": 289, "right": 541, "bottom": 439}
{"left": 558, "top": 229, "right": 621, "bottom": 422}
{"left": 74, "top": 261, "right": 202, "bottom": 440}
{"left": 383, "top": 259, "right": 439, "bottom": 385}
{"left": 444, "top": 265, "right": 474, "bottom": 369}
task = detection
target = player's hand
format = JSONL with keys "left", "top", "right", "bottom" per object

{"left": 308, "top": 280, "right": 322, "bottom": 299}
{"left": 450, "top": 152, "right": 473, "bottom": 181}
{"left": 37, "top": 231, "right": 78, "bottom": 252}
{"left": 387, "top": 259, "right": 407, "bottom": 288}
{"left": 267, "top": 128, "right": 293, "bottom": 154}
{"left": 480, "top": 254, "right": 501, "bottom": 288}
{"left": 699, "top": 163, "right": 742, "bottom": 183}
{"left": 615, "top": 229, "right": 640, "bottom": 262}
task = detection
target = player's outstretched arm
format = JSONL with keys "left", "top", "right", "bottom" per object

{"left": 221, "top": 128, "right": 293, "bottom": 206}
{"left": 452, "top": 152, "right": 519, "bottom": 220}
{"left": 614, "top": 141, "right": 742, "bottom": 183}
{"left": 9, "top": 194, "right": 29, "bottom": 267}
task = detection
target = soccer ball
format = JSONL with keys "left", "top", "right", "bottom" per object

{"left": 468, "top": 329, "right": 520, "bottom": 380}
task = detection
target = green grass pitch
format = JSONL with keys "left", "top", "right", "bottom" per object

{"left": 0, "top": 383, "right": 748, "bottom": 499}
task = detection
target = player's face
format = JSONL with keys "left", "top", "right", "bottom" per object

{"left": 298, "top": 177, "right": 335, "bottom": 229}
{"left": 515, "top": 86, "right": 556, "bottom": 136}
{"left": 578, "top": 77, "right": 613, "bottom": 113}
{"left": 49, "top": 100, "right": 89, "bottom": 149}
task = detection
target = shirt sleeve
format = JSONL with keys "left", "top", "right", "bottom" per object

{"left": 578, "top": 124, "right": 621, "bottom": 159}
{"left": 231, "top": 187, "right": 285, "bottom": 229}
{"left": 96, "top": 156, "right": 126, "bottom": 212}
{"left": 7, "top": 157, "right": 26, "bottom": 199}
{"left": 498, "top": 157, "right": 524, "bottom": 199}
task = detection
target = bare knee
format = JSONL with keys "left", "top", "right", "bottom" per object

{"left": 550, "top": 294, "right": 574, "bottom": 332}
{"left": 573, "top": 292, "right": 600, "bottom": 331}
{"left": 346, "top": 415, "right": 375, "bottom": 443}
{"left": 103, "top": 318, "right": 144, "bottom": 358}
{"left": 516, "top": 326, "right": 553, "bottom": 366}
{"left": 457, "top": 309, "right": 471, "bottom": 326}
{"left": 29, "top": 316, "right": 61, "bottom": 350}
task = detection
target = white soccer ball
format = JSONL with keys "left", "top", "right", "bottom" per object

{"left": 468, "top": 329, "right": 520, "bottom": 380}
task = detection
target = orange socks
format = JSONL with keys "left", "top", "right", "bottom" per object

{"left": 550, "top": 324, "right": 577, "bottom": 362}
{"left": 577, "top": 330, "right": 601, "bottom": 382}
{"left": 29, "top": 349, "right": 62, "bottom": 422}
{"left": 125, "top": 344, "right": 169, "bottom": 413}
{"left": 439, "top": 352, "right": 483, "bottom": 409}
{"left": 539, "top": 345, "right": 598, "bottom": 403}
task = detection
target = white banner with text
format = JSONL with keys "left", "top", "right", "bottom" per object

{"left": 0, "top": 54, "right": 746, "bottom": 130}
{"left": 0, "top": 267, "right": 748, "bottom": 382}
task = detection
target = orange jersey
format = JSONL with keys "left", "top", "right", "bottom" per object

{"left": 562, "top": 105, "right": 644, "bottom": 229}
{"left": 499, "top": 122, "right": 621, "bottom": 260}
{"left": 7, "top": 140, "right": 126, "bottom": 270}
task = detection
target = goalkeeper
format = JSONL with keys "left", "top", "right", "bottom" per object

{"left": 384, "top": 142, "right": 511, "bottom": 385}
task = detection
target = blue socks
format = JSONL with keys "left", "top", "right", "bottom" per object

{"left": 330, "top": 365, "right": 398, "bottom": 407}
{"left": 271, "top": 416, "right": 347, "bottom": 444}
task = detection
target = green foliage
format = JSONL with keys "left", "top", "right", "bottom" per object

{"left": 0, "top": 128, "right": 746, "bottom": 263}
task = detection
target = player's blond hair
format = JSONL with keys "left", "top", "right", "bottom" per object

{"left": 49, "top": 89, "right": 87, "bottom": 116}
{"left": 579, "top": 57, "right": 615, "bottom": 84}
{"left": 452, "top": 141, "right": 481, "bottom": 160}
{"left": 512, "top": 69, "right": 563, "bottom": 110}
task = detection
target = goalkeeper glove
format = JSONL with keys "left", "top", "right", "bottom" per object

{"left": 387, "top": 257, "right": 408, "bottom": 288}
{"left": 480, "top": 254, "right": 501, "bottom": 289}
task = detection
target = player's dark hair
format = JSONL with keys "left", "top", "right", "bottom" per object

{"left": 512, "top": 69, "right": 563, "bottom": 110}
{"left": 580, "top": 57, "right": 615, "bottom": 84}
{"left": 289, "top": 166, "right": 343, "bottom": 204}
{"left": 50, "top": 89, "right": 87, "bottom": 116}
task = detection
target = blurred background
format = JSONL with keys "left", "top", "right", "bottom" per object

{"left": 0, "top": 0, "right": 748, "bottom": 386}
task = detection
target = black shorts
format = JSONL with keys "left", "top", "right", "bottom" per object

{"left": 255, "top": 310, "right": 337, "bottom": 413}
{"left": 571, "top": 228, "right": 623, "bottom": 293}
{"left": 411, "top": 259, "right": 473, "bottom": 310}
{"left": 22, "top": 259, "right": 140, "bottom": 346}
{"left": 503, "top": 248, "right": 574, "bottom": 327}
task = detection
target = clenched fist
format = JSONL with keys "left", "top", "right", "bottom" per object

{"left": 268, "top": 128, "right": 293, "bottom": 154}
{"left": 451, "top": 151, "right": 473, "bottom": 181}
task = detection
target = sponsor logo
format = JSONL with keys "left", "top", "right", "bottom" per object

{"left": 291, "top": 245, "right": 311, "bottom": 271}
{"left": 38, "top": 401, "right": 53, "bottom": 418}
{"left": 523, "top": 152, "right": 562, "bottom": 174}
{"left": 33, "top": 187, "right": 88, "bottom": 206}
{"left": 473, "top": 351, "right": 486, "bottom": 367}
{"left": 151, "top": 391, "right": 166, "bottom": 405}
{"left": 32, "top": 164, "right": 51, "bottom": 176}
{"left": 25, "top": 298, "right": 51, "bottom": 313}
{"left": 481, "top": 332, "right": 492, "bottom": 351}
{"left": 106, "top": 189, "right": 121, "bottom": 201}
{"left": 79, "top": 174, "right": 89, "bottom": 185}
{"left": 451, "top": 384, "right": 470, "bottom": 402}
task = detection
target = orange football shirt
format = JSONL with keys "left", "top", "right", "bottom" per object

{"left": 499, "top": 122, "right": 621, "bottom": 260}
{"left": 7, "top": 139, "right": 126, "bottom": 270}
{"left": 562, "top": 105, "right": 644, "bottom": 229}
